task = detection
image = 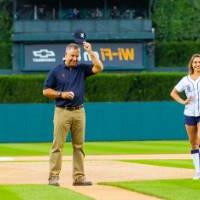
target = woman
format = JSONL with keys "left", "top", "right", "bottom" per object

{"left": 170, "top": 54, "right": 200, "bottom": 179}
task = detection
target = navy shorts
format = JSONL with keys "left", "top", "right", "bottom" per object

{"left": 184, "top": 115, "right": 200, "bottom": 126}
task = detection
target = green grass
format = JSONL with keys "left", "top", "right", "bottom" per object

{"left": 0, "top": 143, "right": 51, "bottom": 156}
{"left": 0, "top": 140, "right": 190, "bottom": 156}
{"left": 101, "top": 179, "right": 200, "bottom": 200}
{"left": 0, "top": 142, "right": 193, "bottom": 200}
{"left": 0, "top": 185, "right": 92, "bottom": 200}
{"left": 0, "top": 185, "right": 93, "bottom": 200}
{"left": 123, "top": 159, "right": 193, "bottom": 169}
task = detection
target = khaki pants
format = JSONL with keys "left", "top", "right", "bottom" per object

{"left": 49, "top": 106, "right": 86, "bottom": 182}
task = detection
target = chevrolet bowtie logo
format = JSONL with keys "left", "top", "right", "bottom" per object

{"left": 32, "top": 49, "right": 56, "bottom": 63}
{"left": 33, "top": 49, "right": 55, "bottom": 58}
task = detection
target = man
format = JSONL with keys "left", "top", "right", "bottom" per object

{"left": 43, "top": 42, "right": 104, "bottom": 186}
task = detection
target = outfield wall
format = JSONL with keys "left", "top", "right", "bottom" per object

{"left": 0, "top": 102, "right": 186, "bottom": 142}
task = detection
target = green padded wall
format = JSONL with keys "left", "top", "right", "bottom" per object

{"left": 0, "top": 102, "right": 185, "bottom": 142}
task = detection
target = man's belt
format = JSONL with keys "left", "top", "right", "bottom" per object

{"left": 57, "top": 104, "right": 83, "bottom": 111}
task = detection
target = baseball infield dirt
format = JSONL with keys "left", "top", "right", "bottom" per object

{"left": 0, "top": 154, "right": 193, "bottom": 200}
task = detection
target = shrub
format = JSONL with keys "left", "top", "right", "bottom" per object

{"left": 0, "top": 72, "right": 186, "bottom": 103}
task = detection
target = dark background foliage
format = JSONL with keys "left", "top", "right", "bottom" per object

{"left": 0, "top": 73, "right": 185, "bottom": 103}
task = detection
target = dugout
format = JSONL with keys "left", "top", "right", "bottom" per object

{"left": 12, "top": 0, "right": 155, "bottom": 72}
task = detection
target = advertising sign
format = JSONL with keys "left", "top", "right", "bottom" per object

{"left": 24, "top": 43, "right": 144, "bottom": 71}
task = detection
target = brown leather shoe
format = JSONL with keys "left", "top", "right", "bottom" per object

{"left": 73, "top": 180, "right": 93, "bottom": 186}
{"left": 48, "top": 176, "right": 60, "bottom": 186}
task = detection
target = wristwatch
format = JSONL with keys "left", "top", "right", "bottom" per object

{"left": 57, "top": 91, "right": 62, "bottom": 98}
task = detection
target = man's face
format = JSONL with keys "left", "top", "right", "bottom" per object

{"left": 64, "top": 48, "right": 80, "bottom": 67}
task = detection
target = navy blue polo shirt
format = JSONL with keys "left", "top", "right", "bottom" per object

{"left": 44, "top": 63, "right": 94, "bottom": 107}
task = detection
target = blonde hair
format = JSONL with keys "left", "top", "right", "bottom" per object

{"left": 188, "top": 53, "right": 200, "bottom": 74}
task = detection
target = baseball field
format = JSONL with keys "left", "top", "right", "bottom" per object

{"left": 0, "top": 140, "right": 199, "bottom": 200}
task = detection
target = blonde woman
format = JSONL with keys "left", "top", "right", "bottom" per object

{"left": 170, "top": 54, "right": 200, "bottom": 179}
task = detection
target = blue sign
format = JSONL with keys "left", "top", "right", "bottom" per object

{"left": 24, "top": 43, "right": 144, "bottom": 71}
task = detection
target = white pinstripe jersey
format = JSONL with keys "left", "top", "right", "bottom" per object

{"left": 175, "top": 75, "right": 200, "bottom": 116}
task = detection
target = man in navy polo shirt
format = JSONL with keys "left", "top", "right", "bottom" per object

{"left": 43, "top": 42, "right": 104, "bottom": 186}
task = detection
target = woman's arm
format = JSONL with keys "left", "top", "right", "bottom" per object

{"left": 170, "top": 88, "right": 191, "bottom": 105}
